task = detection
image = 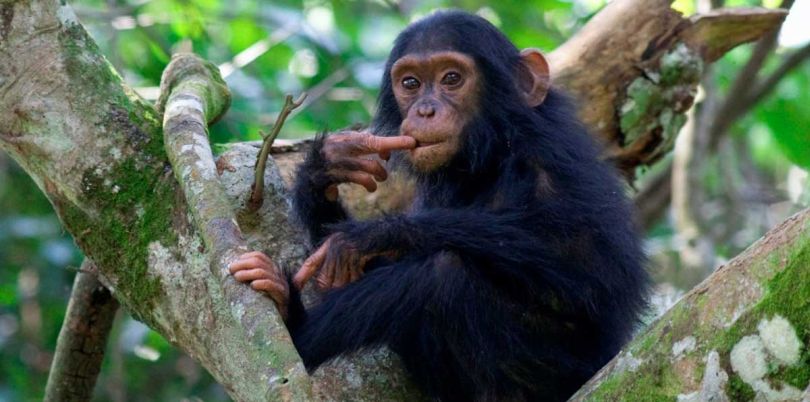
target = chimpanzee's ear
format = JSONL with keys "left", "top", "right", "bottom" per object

{"left": 518, "top": 48, "right": 551, "bottom": 107}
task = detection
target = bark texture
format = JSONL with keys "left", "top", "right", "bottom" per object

{"left": 0, "top": 0, "right": 797, "bottom": 401}
{"left": 159, "top": 53, "right": 312, "bottom": 400}
{"left": 548, "top": 1, "right": 786, "bottom": 176}
{"left": 44, "top": 260, "right": 119, "bottom": 402}
{"left": 571, "top": 209, "right": 810, "bottom": 401}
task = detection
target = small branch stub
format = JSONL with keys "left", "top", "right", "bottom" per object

{"left": 248, "top": 93, "right": 307, "bottom": 212}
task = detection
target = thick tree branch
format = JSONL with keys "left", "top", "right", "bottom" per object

{"left": 0, "top": 2, "right": 393, "bottom": 400}
{"left": 548, "top": 0, "right": 786, "bottom": 175}
{"left": 632, "top": 1, "right": 796, "bottom": 227}
{"left": 45, "top": 261, "right": 119, "bottom": 402}
{"left": 572, "top": 208, "right": 810, "bottom": 400}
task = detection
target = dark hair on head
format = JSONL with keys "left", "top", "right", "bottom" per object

{"left": 373, "top": 11, "right": 525, "bottom": 134}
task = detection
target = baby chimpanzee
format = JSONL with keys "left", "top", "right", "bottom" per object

{"left": 230, "top": 10, "right": 648, "bottom": 402}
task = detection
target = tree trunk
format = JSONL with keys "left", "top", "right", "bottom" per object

{"left": 0, "top": 0, "right": 796, "bottom": 400}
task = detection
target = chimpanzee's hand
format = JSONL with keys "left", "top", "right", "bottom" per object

{"left": 293, "top": 233, "right": 378, "bottom": 291}
{"left": 229, "top": 251, "right": 289, "bottom": 319}
{"left": 321, "top": 133, "right": 416, "bottom": 201}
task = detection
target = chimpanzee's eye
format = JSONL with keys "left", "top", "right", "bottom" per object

{"left": 441, "top": 72, "right": 462, "bottom": 86}
{"left": 402, "top": 77, "right": 421, "bottom": 90}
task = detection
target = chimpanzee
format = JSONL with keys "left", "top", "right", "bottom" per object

{"left": 229, "top": 10, "right": 649, "bottom": 402}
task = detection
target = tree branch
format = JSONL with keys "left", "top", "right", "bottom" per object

{"left": 709, "top": 0, "right": 797, "bottom": 147}
{"left": 45, "top": 261, "right": 119, "bottom": 402}
{"left": 158, "top": 53, "right": 312, "bottom": 399}
{"left": 549, "top": 1, "right": 786, "bottom": 175}
{"left": 249, "top": 93, "right": 306, "bottom": 212}
{"left": 743, "top": 41, "right": 810, "bottom": 110}
{"left": 710, "top": 31, "right": 779, "bottom": 132}
{"left": 572, "top": 208, "right": 810, "bottom": 400}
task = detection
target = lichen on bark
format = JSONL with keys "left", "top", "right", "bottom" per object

{"left": 619, "top": 43, "right": 702, "bottom": 166}
{"left": 572, "top": 210, "right": 810, "bottom": 401}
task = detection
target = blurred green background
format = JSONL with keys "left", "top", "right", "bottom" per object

{"left": 1, "top": 0, "right": 808, "bottom": 400}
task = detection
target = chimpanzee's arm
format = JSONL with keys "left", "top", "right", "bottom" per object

{"left": 292, "top": 134, "right": 416, "bottom": 244}
{"left": 286, "top": 250, "right": 598, "bottom": 401}
{"left": 330, "top": 207, "right": 639, "bottom": 300}
{"left": 292, "top": 136, "right": 349, "bottom": 244}
{"left": 335, "top": 208, "right": 547, "bottom": 265}
{"left": 285, "top": 256, "right": 437, "bottom": 369}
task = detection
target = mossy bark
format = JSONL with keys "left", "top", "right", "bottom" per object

{"left": 571, "top": 209, "right": 810, "bottom": 401}
{"left": 549, "top": 1, "right": 786, "bottom": 176}
{"left": 0, "top": 1, "right": 419, "bottom": 400}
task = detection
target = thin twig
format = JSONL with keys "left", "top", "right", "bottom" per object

{"left": 248, "top": 92, "right": 307, "bottom": 211}
{"left": 742, "top": 41, "right": 810, "bottom": 110}
{"left": 287, "top": 67, "right": 350, "bottom": 120}
{"left": 634, "top": 160, "right": 674, "bottom": 231}
{"left": 708, "top": 0, "right": 796, "bottom": 148}
{"left": 711, "top": 31, "right": 779, "bottom": 129}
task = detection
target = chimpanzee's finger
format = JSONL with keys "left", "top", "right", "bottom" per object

{"left": 332, "top": 267, "right": 349, "bottom": 289}
{"left": 315, "top": 264, "right": 331, "bottom": 290}
{"left": 350, "top": 255, "right": 372, "bottom": 284}
{"left": 329, "top": 170, "right": 379, "bottom": 193}
{"left": 250, "top": 279, "right": 288, "bottom": 305}
{"left": 238, "top": 251, "right": 274, "bottom": 263}
{"left": 317, "top": 254, "right": 338, "bottom": 291}
{"left": 233, "top": 268, "right": 272, "bottom": 283}
{"left": 327, "top": 170, "right": 379, "bottom": 193}
{"left": 353, "top": 266, "right": 364, "bottom": 283}
{"left": 229, "top": 256, "right": 272, "bottom": 274}
{"left": 325, "top": 184, "right": 339, "bottom": 201}
{"left": 362, "top": 134, "right": 416, "bottom": 155}
{"left": 363, "top": 134, "right": 416, "bottom": 153}
{"left": 346, "top": 172, "right": 378, "bottom": 192}
{"left": 345, "top": 267, "right": 359, "bottom": 287}
{"left": 333, "top": 158, "right": 388, "bottom": 181}
{"left": 294, "top": 240, "right": 330, "bottom": 288}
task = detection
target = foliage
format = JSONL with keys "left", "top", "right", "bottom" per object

{"left": 76, "top": 0, "right": 595, "bottom": 144}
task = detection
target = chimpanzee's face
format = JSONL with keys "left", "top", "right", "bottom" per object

{"left": 391, "top": 51, "right": 481, "bottom": 172}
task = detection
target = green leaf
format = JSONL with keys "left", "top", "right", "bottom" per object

{"left": 756, "top": 66, "right": 810, "bottom": 169}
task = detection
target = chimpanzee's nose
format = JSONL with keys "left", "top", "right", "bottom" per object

{"left": 416, "top": 102, "right": 436, "bottom": 118}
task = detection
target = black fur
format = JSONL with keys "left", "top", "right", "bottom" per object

{"left": 289, "top": 11, "right": 649, "bottom": 402}
{"left": 291, "top": 135, "right": 348, "bottom": 244}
